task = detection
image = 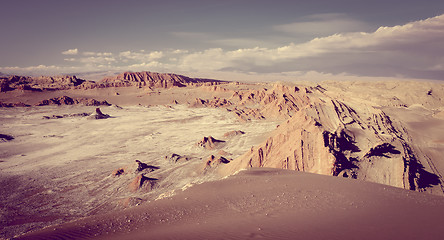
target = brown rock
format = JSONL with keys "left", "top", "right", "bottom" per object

{"left": 0, "top": 101, "right": 30, "bottom": 108}
{"left": 203, "top": 155, "right": 231, "bottom": 172}
{"left": 196, "top": 136, "right": 225, "bottom": 150}
{"left": 0, "top": 134, "right": 14, "bottom": 142}
{"left": 36, "top": 96, "right": 110, "bottom": 106}
{"left": 88, "top": 108, "right": 111, "bottom": 119}
{"left": 165, "top": 153, "right": 189, "bottom": 163}
{"left": 190, "top": 97, "right": 232, "bottom": 108}
{"left": 128, "top": 174, "right": 158, "bottom": 192}
{"left": 112, "top": 168, "right": 125, "bottom": 176}
{"left": 135, "top": 160, "right": 159, "bottom": 173}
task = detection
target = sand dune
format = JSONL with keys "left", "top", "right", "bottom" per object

{"left": 16, "top": 169, "right": 444, "bottom": 240}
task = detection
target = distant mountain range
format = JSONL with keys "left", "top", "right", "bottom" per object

{"left": 0, "top": 71, "right": 227, "bottom": 92}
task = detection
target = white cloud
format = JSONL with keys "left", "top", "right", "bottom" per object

{"left": 4, "top": 14, "right": 444, "bottom": 80}
{"left": 61, "top": 48, "right": 79, "bottom": 55}
{"left": 0, "top": 64, "right": 79, "bottom": 75}
{"left": 119, "top": 50, "right": 164, "bottom": 62}
{"left": 83, "top": 51, "right": 113, "bottom": 56}
{"left": 172, "top": 49, "right": 189, "bottom": 54}
{"left": 176, "top": 14, "right": 444, "bottom": 79}
{"left": 79, "top": 56, "right": 116, "bottom": 65}
{"left": 126, "top": 61, "right": 165, "bottom": 72}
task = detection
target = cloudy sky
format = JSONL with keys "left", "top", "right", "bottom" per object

{"left": 1, "top": 0, "right": 444, "bottom": 81}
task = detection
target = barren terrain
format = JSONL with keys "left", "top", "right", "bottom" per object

{"left": 1, "top": 72, "right": 444, "bottom": 239}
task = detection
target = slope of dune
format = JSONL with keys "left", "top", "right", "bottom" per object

{"left": 17, "top": 168, "right": 444, "bottom": 240}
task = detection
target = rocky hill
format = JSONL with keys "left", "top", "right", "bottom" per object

{"left": 94, "top": 71, "right": 228, "bottom": 89}
{"left": 196, "top": 82, "right": 444, "bottom": 195}
{"left": 0, "top": 71, "right": 227, "bottom": 92}
{"left": 0, "top": 75, "right": 90, "bottom": 92}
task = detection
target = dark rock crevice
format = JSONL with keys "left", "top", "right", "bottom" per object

{"left": 323, "top": 130, "right": 360, "bottom": 176}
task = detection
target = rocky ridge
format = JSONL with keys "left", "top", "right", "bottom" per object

{"left": 193, "top": 82, "right": 444, "bottom": 195}
{"left": 93, "top": 71, "right": 228, "bottom": 89}
{"left": 0, "top": 75, "right": 90, "bottom": 92}
{"left": 0, "top": 71, "right": 227, "bottom": 92}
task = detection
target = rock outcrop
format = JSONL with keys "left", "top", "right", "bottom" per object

{"left": 135, "top": 160, "right": 159, "bottom": 173}
{"left": 128, "top": 174, "right": 158, "bottom": 192}
{"left": 190, "top": 97, "right": 232, "bottom": 108}
{"left": 196, "top": 136, "right": 225, "bottom": 150}
{"left": 112, "top": 168, "right": 125, "bottom": 176}
{"left": 36, "top": 96, "right": 111, "bottom": 106}
{"left": 96, "top": 71, "right": 228, "bottom": 89}
{"left": 165, "top": 153, "right": 189, "bottom": 163}
{"left": 88, "top": 108, "right": 111, "bottom": 119}
{"left": 193, "top": 84, "right": 311, "bottom": 121}
{"left": 219, "top": 83, "right": 444, "bottom": 195}
{"left": 0, "top": 71, "right": 228, "bottom": 92}
{"left": 202, "top": 155, "right": 231, "bottom": 173}
{"left": 0, "top": 101, "right": 30, "bottom": 107}
{"left": 0, "top": 134, "right": 14, "bottom": 142}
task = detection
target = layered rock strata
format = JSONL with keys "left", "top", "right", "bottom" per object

{"left": 215, "top": 83, "right": 444, "bottom": 195}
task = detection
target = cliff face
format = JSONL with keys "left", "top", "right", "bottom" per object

{"left": 217, "top": 83, "right": 444, "bottom": 195}
{"left": 96, "top": 71, "right": 227, "bottom": 89}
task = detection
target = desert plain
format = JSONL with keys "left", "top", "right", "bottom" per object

{"left": 1, "top": 71, "right": 444, "bottom": 239}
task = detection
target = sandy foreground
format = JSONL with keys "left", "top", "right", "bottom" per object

{"left": 16, "top": 168, "right": 444, "bottom": 240}
{"left": 2, "top": 76, "right": 444, "bottom": 239}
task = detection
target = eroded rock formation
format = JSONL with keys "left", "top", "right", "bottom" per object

{"left": 0, "top": 134, "right": 14, "bottom": 142}
{"left": 128, "top": 174, "right": 158, "bottom": 192}
{"left": 165, "top": 153, "right": 189, "bottom": 163}
{"left": 135, "top": 160, "right": 159, "bottom": 173}
{"left": 0, "top": 75, "right": 91, "bottom": 92}
{"left": 218, "top": 83, "right": 444, "bottom": 195}
{"left": 196, "top": 136, "right": 225, "bottom": 150}
{"left": 202, "top": 155, "right": 231, "bottom": 173}
{"left": 88, "top": 108, "right": 111, "bottom": 119}
{"left": 0, "top": 102, "right": 30, "bottom": 107}
{"left": 36, "top": 96, "right": 111, "bottom": 106}
{"left": 0, "top": 71, "right": 228, "bottom": 92}
{"left": 96, "top": 71, "right": 228, "bottom": 89}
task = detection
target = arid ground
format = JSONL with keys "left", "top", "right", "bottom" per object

{"left": 1, "top": 72, "right": 444, "bottom": 239}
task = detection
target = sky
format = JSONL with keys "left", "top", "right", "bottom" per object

{"left": 1, "top": 0, "right": 444, "bottom": 81}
